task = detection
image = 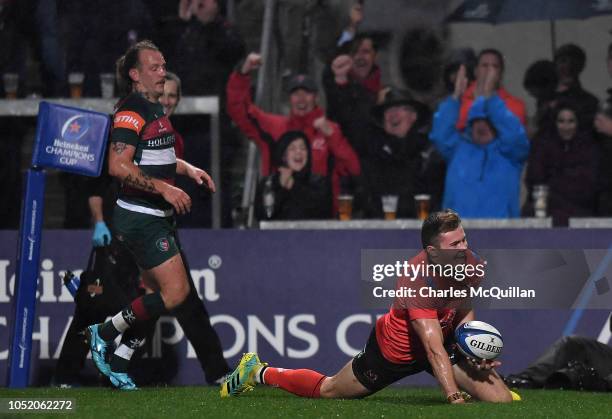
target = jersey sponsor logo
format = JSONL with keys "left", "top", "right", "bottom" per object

{"left": 142, "top": 115, "right": 173, "bottom": 139}
{"left": 156, "top": 238, "right": 170, "bottom": 252}
{"left": 145, "top": 134, "right": 175, "bottom": 148}
{"left": 61, "top": 115, "right": 90, "bottom": 141}
{"left": 114, "top": 111, "right": 145, "bottom": 134}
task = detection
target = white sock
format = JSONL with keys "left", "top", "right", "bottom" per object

{"left": 255, "top": 365, "right": 268, "bottom": 384}
{"left": 111, "top": 312, "right": 130, "bottom": 333}
{"left": 114, "top": 343, "right": 135, "bottom": 361}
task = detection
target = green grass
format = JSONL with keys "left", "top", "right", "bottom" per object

{"left": 0, "top": 386, "right": 609, "bottom": 419}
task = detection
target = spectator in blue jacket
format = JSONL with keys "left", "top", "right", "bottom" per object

{"left": 429, "top": 65, "right": 530, "bottom": 218}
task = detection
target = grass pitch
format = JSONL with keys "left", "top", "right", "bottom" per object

{"left": 0, "top": 386, "right": 609, "bottom": 418}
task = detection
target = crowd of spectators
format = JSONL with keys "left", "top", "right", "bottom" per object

{"left": 1, "top": 0, "right": 612, "bottom": 228}
{"left": 233, "top": 2, "right": 611, "bottom": 226}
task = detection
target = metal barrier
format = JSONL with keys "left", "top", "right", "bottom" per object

{"left": 569, "top": 218, "right": 612, "bottom": 228}
{"left": 260, "top": 217, "right": 554, "bottom": 230}
{"left": 240, "top": 0, "right": 278, "bottom": 229}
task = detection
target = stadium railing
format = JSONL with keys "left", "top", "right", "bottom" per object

{"left": 568, "top": 218, "right": 612, "bottom": 228}
{"left": 259, "top": 218, "right": 553, "bottom": 230}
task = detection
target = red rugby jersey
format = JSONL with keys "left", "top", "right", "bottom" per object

{"left": 375, "top": 249, "right": 482, "bottom": 364}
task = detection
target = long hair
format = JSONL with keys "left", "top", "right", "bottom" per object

{"left": 115, "top": 40, "right": 161, "bottom": 98}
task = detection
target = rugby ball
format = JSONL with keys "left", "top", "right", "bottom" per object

{"left": 454, "top": 321, "right": 503, "bottom": 360}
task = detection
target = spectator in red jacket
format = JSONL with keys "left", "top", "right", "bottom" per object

{"left": 227, "top": 52, "right": 361, "bottom": 212}
{"left": 457, "top": 48, "right": 526, "bottom": 131}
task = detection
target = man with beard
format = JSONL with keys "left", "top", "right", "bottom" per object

{"left": 85, "top": 40, "right": 216, "bottom": 390}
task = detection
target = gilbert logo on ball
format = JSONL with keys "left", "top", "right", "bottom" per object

{"left": 455, "top": 321, "right": 503, "bottom": 360}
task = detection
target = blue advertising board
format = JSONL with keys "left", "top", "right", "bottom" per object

{"left": 0, "top": 229, "right": 610, "bottom": 387}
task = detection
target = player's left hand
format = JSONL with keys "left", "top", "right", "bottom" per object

{"left": 466, "top": 357, "right": 501, "bottom": 371}
{"left": 187, "top": 166, "right": 216, "bottom": 192}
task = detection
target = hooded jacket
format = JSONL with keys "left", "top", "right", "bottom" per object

{"left": 430, "top": 95, "right": 530, "bottom": 218}
{"left": 457, "top": 82, "right": 526, "bottom": 131}
{"left": 255, "top": 131, "right": 331, "bottom": 220}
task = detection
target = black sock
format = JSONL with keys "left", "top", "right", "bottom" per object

{"left": 99, "top": 293, "right": 166, "bottom": 341}
{"left": 98, "top": 321, "right": 121, "bottom": 342}
{"left": 98, "top": 307, "right": 136, "bottom": 341}
{"left": 110, "top": 332, "right": 146, "bottom": 373}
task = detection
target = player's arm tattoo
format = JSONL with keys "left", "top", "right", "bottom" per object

{"left": 112, "top": 142, "right": 128, "bottom": 155}
{"left": 123, "top": 169, "right": 157, "bottom": 193}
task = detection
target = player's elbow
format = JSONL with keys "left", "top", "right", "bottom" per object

{"left": 108, "top": 163, "right": 119, "bottom": 178}
{"left": 108, "top": 159, "right": 125, "bottom": 179}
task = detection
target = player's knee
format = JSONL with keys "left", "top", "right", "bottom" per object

{"left": 161, "top": 283, "right": 189, "bottom": 310}
{"left": 497, "top": 390, "right": 513, "bottom": 403}
{"left": 318, "top": 377, "right": 338, "bottom": 398}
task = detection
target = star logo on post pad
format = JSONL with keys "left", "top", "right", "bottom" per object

{"left": 69, "top": 121, "right": 81, "bottom": 133}
{"left": 61, "top": 114, "right": 90, "bottom": 141}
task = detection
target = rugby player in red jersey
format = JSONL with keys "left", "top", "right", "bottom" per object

{"left": 221, "top": 209, "right": 513, "bottom": 403}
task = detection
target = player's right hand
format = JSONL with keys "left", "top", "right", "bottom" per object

{"left": 241, "top": 53, "right": 262, "bottom": 74}
{"left": 92, "top": 221, "right": 111, "bottom": 247}
{"left": 466, "top": 357, "right": 501, "bottom": 371}
{"left": 161, "top": 184, "right": 192, "bottom": 215}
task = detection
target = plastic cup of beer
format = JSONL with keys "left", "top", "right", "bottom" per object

{"left": 68, "top": 72, "right": 85, "bottom": 98}
{"left": 338, "top": 195, "right": 354, "bottom": 221}
{"left": 100, "top": 73, "right": 115, "bottom": 99}
{"left": 3, "top": 73, "right": 18, "bottom": 99}
{"left": 532, "top": 184, "right": 549, "bottom": 218}
{"left": 381, "top": 195, "right": 399, "bottom": 220}
{"left": 414, "top": 194, "right": 431, "bottom": 220}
